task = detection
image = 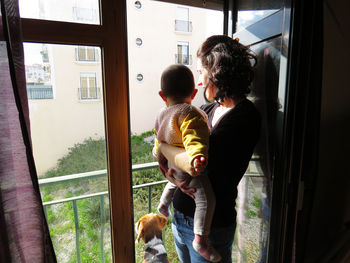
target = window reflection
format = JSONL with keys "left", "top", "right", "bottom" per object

{"left": 235, "top": 35, "right": 286, "bottom": 262}
{"left": 237, "top": 9, "right": 279, "bottom": 31}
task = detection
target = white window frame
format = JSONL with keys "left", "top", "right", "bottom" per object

{"left": 176, "top": 6, "right": 189, "bottom": 21}
{"left": 176, "top": 41, "right": 190, "bottom": 65}
{"left": 76, "top": 46, "right": 97, "bottom": 62}
{"left": 175, "top": 6, "right": 192, "bottom": 33}
{"left": 79, "top": 72, "right": 98, "bottom": 100}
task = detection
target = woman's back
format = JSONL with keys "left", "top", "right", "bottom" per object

{"left": 173, "top": 98, "right": 261, "bottom": 227}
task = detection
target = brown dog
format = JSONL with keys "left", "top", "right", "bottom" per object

{"left": 135, "top": 213, "right": 169, "bottom": 263}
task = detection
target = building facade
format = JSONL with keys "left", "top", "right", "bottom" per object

{"left": 23, "top": 0, "right": 222, "bottom": 174}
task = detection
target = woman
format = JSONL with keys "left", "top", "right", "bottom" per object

{"left": 158, "top": 35, "right": 261, "bottom": 262}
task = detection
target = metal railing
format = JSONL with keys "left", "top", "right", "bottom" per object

{"left": 175, "top": 20, "right": 192, "bottom": 32}
{"left": 78, "top": 87, "right": 101, "bottom": 100}
{"left": 175, "top": 54, "right": 192, "bottom": 65}
{"left": 38, "top": 160, "right": 261, "bottom": 263}
{"left": 27, "top": 86, "right": 53, "bottom": 99}
{"left": 39, "top": 162, "right": 164, "bottom": 263}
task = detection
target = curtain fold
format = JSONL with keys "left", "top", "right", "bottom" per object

{"left": 0, "top": 0, "right": 56, "bottom": 262}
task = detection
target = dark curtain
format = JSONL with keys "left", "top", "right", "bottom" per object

{"left": 0, "top": 0, "right": 56, "bottom": 262}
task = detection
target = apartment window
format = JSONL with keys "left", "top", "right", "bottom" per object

{"left": 176, "top": 41, "right": 191, "bottom": 65}
{"left": 79, "top": 73, "right": 98, "bottom": 100}
{"left": 40, "top": 45, "right": 49, "bottom": 63}
{"left": 76, "top": 46, "right": 96, "bottom": 62}
{"left": 175, "top": 7, "right": 192, "bottom": 32}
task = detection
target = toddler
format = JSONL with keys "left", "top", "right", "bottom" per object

{"left": 153, "top": 64, "right": 221, "bottom": 262}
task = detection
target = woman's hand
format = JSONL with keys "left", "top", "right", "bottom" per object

{"left": 157, "top": 153, "right": 169, "bottom": 178}
{"left": 157, "top": 153, "right": 196, "bottom": 199}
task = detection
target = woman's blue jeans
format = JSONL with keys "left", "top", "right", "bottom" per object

{"left": 172, "top": 210, "right": 236, "bottom": 263}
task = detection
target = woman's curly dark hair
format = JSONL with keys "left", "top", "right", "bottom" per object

{"left": 197, "top": 35, "right": 257, "bottom": 102}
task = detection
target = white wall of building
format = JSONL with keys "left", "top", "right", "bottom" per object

{"left": 28, "top": 45, "right": 105, "bottom": 175}
{"left": 127, "top": 0, "right": 219, "bottom": 134}
{"left": 24, "top": 0, "right": 224, "bottom": 174}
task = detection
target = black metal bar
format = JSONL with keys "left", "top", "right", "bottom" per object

{"left": 223, "top": 0, "right": 229, "bottom": 35}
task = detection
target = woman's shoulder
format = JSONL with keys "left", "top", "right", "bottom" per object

{"left": 234, "top": 99, "right": 260, "bottom": 118}
{"left": 200, "top": 102, "right": 217, "bottom": 114}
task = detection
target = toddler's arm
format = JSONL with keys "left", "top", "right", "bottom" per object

{"left": 158, "top": 143, "right": 202, "bottom": 176}
{"left": 180, "top": 110, "right": 209, "bottom": 172}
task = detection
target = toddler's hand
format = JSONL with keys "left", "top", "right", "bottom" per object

{"left": 192, "top": 156, "right": 207, "bottom": 176}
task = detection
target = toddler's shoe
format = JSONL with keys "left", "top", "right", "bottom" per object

{"left": 192, "top": 240, "right": 222, "bottom": 262}
{"left": 157, "top": 203, "right": 171, "bottom": 218}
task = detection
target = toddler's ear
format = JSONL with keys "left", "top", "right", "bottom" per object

{"left": 159, "top": 91, "right": 167, "bottom": 102}
{"left": 191, "top": 89, "right": 198, "bottom": 99}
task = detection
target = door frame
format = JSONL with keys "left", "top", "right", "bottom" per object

{"left": 232, "top": 1, "right": 323, "bottom": 262}
{"left": 14, "top": 0, "right": 323, "bottom": 262}
{"left": 19, "top": 1, "right": 134, "bottom": 262}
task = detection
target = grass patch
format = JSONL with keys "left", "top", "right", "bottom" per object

{"left": 40, "top": 131, "right": 179, "bottom": 262}
{"left": 252, "top": 195, "right": 261, "bottom": 210}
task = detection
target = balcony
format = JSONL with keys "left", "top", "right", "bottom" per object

{"left": 175, "top": 54, "right": 192, "bottom": 65}
{"left": 78, "top": 87, "right": 101, "bottom": 100}
{"left": 27, "top": 84, "right": 53, "bottom": 99}
{"left": 174, "top": 19, "right": 192, "bottom": 33}
{"left": 38, "top": 159, "right": 266, "bottom": 262}
{"left": 39, "top": 162, "right": 165, "bottom": 263}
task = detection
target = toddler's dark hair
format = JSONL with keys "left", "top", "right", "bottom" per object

{"left": 161, "top": 64, "right": 194, "bottom": 100}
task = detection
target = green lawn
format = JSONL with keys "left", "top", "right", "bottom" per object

{"left": 40, "top": 132, "right": 261, "bottom": 262}
{"left": 40, "top": 131, "right": 179, "bottom": 262}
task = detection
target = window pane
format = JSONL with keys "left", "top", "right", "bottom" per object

{"left": 89, "top": 77, "right": 96, "bottom": 88}
{"left": 81, "top": 86, "right": 88, "bottom": 99}
{"left": 19, "top": 0, "right": 100, "bottom": 25}
{"left": 234, "top": 35, "right": 288, "bottom": 262}
{"left": 90, "top": 87, "right": 97, "bottom": 99}
{"left": 237, "top": 9, "right": 279, "bottom": 31}
{"left": 176, "top": 7, "right": 189, "bottom": 21}
{"left": 81, "top": 77, "right": 88, "bottom": 87}
{"left": 127, "top": 1, "right": 223, "bottom": 262}
{"left": 78, "top": 47, "right": 86, "bottom": 60}
{"left": 87, "top": 48, "right": 95, "bottom": 61}
{"left": 23, "top": 43, "right": 111, "bottom": 262}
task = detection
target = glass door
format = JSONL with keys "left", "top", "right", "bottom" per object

{"left": 233, "top": 2, "right": 291, "bottom": 262}
{"left": 22, "top": 42, "right": 111, "bottom": 263}
{"left": 19, "top": 0, "right": 133, "bottom": 262}
{"left": 126, "top": 0, "right": 223, "bottom": 262}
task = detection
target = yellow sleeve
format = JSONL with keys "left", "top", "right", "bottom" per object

{"left": 153, "top": 129, "right": 159, "bottom": 158}
{"left": 179, "top": 111, "right": 209, "bottom": 167}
